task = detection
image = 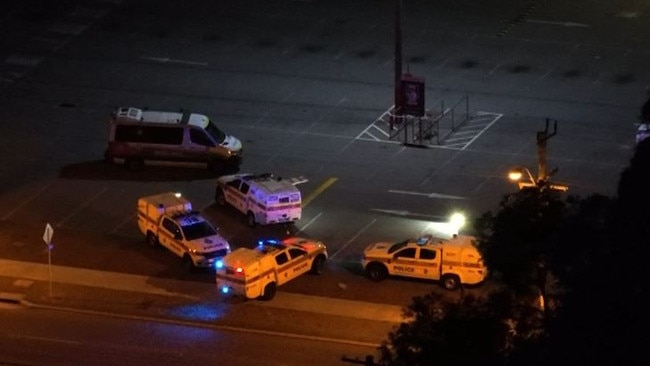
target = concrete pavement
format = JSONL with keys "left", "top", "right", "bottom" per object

{"left": 0, "top": 259, "right": 407, "bottom": 346}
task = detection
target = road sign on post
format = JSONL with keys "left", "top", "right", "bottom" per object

{"left": 42, "top": 223, "right": 54, "bottom": 297}
{"left": 43, "top": 223, "right": 53, "bottom": 245}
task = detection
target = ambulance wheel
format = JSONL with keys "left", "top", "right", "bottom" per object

{"left": 246, "top": 211, "right": 257, "bottom": 228}
{"left": 441, "top": 274, "right": 461, "bottom": 291}
{"left": 208, "top": 160, "right": 224, "bottom": 173}
{"left": 366, "top": 263, "right": 388, "bottom": 282}
{"left": 260, "top": 282, "right": 277, "bottom": 301}
{"left": 182, "top": 255, "right": 195, "bottom": 272}
{"left": 125, "top": 157, "right": 144, "bottom": 171}
{"left": 215, "top": 188, "right": 226, "bottom": 206}
{"left": 146, "top": 232, "right": 159, "bottom": 248}
{"left": 310, "top": 255, "right": 326, "bottom": 275}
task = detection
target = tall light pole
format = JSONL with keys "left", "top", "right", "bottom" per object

{"left": 393, "top": 0, "right": 403, "bottom": 128}
{"left": 536, "top": 118, "right": 557, "bottom": 183}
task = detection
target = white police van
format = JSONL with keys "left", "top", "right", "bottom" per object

{"left": 215, "top": 173, "right": 306, "bottom": 227}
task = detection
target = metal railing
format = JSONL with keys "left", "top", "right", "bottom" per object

{"left": 388, "top": 95, "right": 470, "bottom": 146}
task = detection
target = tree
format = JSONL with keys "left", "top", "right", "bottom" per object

{"left": 509, "top": 139, "right": 650, "bottom": 365}
{"left": 379, "top": 291, "right": 541, "bottom": 366}
{"left": 380, "top": 140, "right": 650, "bottom": 365}
{"left": 474, "top": 187, "right": 566, "bottom": 300}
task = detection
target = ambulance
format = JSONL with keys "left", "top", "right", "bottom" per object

{"left": 216, "top": 237, "right": 328, "bottom": 300}
{"left": 361, "top": 234, "right": 487, "bottom": 290}
{"left": 105, "top": 106, "right": 243, "bottom": 171}
{"left": 214, "top": 173, "right": 305, "bottom": 227}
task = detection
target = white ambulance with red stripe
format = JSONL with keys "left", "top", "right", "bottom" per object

{"left": 214, "top": 173, "right": 305, "bottom": 227}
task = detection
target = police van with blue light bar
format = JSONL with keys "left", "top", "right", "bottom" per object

{"left": 215, "top": 237, "right": 327, "bottom": 300}
{"left": 137, "top": 192, "right": 231, "bottom": 271}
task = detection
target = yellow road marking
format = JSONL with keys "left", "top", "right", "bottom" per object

{"left": 302, "top": 177, "right": 338, "bottom": 207}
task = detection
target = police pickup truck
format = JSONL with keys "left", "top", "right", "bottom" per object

{"left": 361, "top": 234, "right": 487, "bottom": 290}
{"left": 216, "top": 237, "right": 327, "bottom": 300}
{"left": 137, "top": 192, "right": 231, "bottom": 271}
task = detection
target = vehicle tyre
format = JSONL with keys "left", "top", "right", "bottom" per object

{"left": 215, "top": 188, "right": 226, "bottom": 206}
{"left": 208, "top": 160, "right": 224, "bottom": 173}
{"left": 441, "top": 274, "right": 461, "bottom": 291}
{"left": 182, "top": 254, "right": 195, "bottom": 273}
{"left": 246, "top": 211, "right": 256, "bottom": 228}
{"left": 365, "top": 263, "right": 388, "bottom": 282}
{"left": 146, "top": 232, "right": 159, "bottom": 248}
{"left": 125, "top": 157, "right": 144, "bottom": 171}
{"left": 310, "top": 255, "right": 326, "bottom": 275}
{"left": 260, "top": 282, "right": 277, "bottom": 301}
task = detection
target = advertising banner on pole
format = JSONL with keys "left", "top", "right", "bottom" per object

{"left": 400, "top": 74, "right": 425, "bottom": 117}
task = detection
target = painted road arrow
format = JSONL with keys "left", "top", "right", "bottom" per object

{"left": 388, "top": 189, "right": 466, "bottom": 200}
{"left": 526, "top": 19, "right": 590, "bottom": 28}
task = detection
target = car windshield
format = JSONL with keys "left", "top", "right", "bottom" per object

{"left": 388, "top": 240, "right": 409, "bottom": 254}
{"left": 204, "top": 120, "right": 226, "bottom": 144}
{"left": 181, "top": 221, "right": 217, "bottom": 241}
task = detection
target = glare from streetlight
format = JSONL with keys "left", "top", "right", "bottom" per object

{"left": 449, "top": 212, "right": 466, "bottom": 234}
{"left": 507, "top": 167, "right": 536, "bottom": 184}
{"left": 508, "top": 170, "right": 523, "bottom": 181}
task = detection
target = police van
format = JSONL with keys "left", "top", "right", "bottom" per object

{"left": 361, "top": 234, "right": 487, "bottom": 290}
{"left": 105, "top": 106, "right": 243, "bottom": 171}
{"left": 214, "top": 173, "right": 305, "bottom": 227}
{"left": 216, "top": 237, "right": 328, "bottom": 300}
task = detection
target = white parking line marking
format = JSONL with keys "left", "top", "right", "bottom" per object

{"left": 1, "top": 183, "right": 53, "bottom": 221}
{"left": 388, "top": 190, "right": 466, "bottom": 200}
{"left": 140, "top": 57, "right": 208, "bottom": 66}
{"left": 355, "top": 108, "right": 502, "bottom": 150}
{"left": 5, "top": 54, "right": 42, "bottom": 67}
{"left": 56, "top": 187, "right": 107, "bottom": 228}
{"left": 330, "top": 218, "right": 376, "bottom": 259}
{"left": 526, "top": 19, "right": 590, "bottom": 28}
{"left": 370, "top": 208, "right": 445, "bottom": 220}
{"left": 109, "top": 213, "right": 135, "bottom": 234}
{"left": 49, "top": 22, "right": 89, "bottom": 35}
{"left": 71, "top": 7, "right": 110, "bottom": 19}
{"left": 296, "top": 212, "right": 322, "bottom": 232}
{"left": 460, "top": 112, "right": 503, "bottom": 150}
{"left": 9, "top": 335, "right": 82, "bottom": 345}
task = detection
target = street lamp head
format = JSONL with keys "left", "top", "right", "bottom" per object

{"left": 507, "top": 167, "right": 536, "bottom": 184}
{"left": 508, "top": 170, "right": 523, "bottom": 182}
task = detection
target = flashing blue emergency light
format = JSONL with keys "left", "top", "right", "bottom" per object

{"left": 258, "top": 238, "right": 279, "bottom": 246}
{"left": 215, "top": 259, "right": 224, "bottom": 269}
{"left": 221, "top": 286, "right": 230, "bottom": 294}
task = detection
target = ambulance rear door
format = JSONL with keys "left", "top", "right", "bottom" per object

{"left": 264, "top": 190, "right": 301, "bottom": 224}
